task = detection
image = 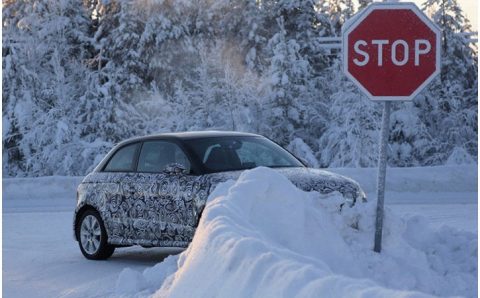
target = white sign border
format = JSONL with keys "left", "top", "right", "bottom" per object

{"left": 342, "top": 2, "right": 442, "bottom": 101}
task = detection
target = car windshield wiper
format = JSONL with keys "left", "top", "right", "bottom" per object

{"left": 266, "top": 165, "right": 302, "bottom": 168}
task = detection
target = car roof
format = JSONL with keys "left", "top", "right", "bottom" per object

{"left": 118, "top": 131, "right": 262, "bottom": 146}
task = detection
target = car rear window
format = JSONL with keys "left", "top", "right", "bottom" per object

{"left": 103, "top": 143, "right": 139, "bottom": 172}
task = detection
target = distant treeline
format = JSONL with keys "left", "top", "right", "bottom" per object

{"left": 2, "top": 0, "right": 477, "bottom": 176}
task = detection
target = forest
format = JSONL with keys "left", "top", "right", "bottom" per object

{"left": 2, "top": 0, "right": 477, "bottom": 177}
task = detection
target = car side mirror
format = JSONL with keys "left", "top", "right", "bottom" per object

{"left": 163, "top": 163, "right": 189, "bottom": 175}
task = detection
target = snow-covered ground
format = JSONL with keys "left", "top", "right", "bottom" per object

{"left": 2, "top": 165, "right": 477, "bottom": 298}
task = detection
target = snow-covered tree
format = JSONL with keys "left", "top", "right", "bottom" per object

{"left": 318, "top": 59, "right": 380, "bottom": 167}
{"left": 2, "top": 0, "right": 477, "bottom": 176}
{"left": 389, "top": 102, "right": 441, "bottom": 166}
{"left": 421, "top": 0, "right": 478, "bottom": 163}
{"left": 287, "top": 137, "right": 320, "bottom": 168}
{"left": 319, "top": 0, "right": 355, "bottom": 36}
{"left": 3, "top": 0, "right": 93, "bottom": 175}
{"left": 358, "top": 0, "right": 373, "bottom": 11}
{"left": 171, "top": 41, "right": 260, "bottom": 133}
{"left": 261, "top": 17, "right": 313, "bottom": 145}
{"left": 92, "top": 0, "right": 149, "bottom": 100}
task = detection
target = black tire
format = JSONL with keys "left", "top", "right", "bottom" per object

{"left": 76, "top": 209, "right": 115, "bottom": 260}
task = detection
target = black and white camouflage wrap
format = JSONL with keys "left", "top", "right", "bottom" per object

{"left": 74, "top": 167, "right": 364, "bottom": 248}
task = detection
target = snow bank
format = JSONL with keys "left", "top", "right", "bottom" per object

{"left": 3, "top": 176, "right": 82, "bottom": 201}
{"left": 330, "top": 165, "right": 477, "bottom": 194}
{"left": 116, "top": 167, "right": 477, "bottom": 298}
{"left": 446, "top": 147, "right": 476, "bottom": 165}
{"left": 3, "top": 165, "right": 475, "bottom": 202}
{"left": 3, "top": 176, "right": 83, "bottom": 212}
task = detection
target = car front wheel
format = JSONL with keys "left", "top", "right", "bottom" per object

{"left": 77, "top": 210, "right": 115, "bottom": 260}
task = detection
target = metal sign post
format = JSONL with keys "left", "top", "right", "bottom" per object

{"left": 373, "top": 101, "right": 391, "bottom": 253}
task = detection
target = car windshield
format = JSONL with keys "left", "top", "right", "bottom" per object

{"left": 183, "top": 136, "right": 304, "bottom": 174}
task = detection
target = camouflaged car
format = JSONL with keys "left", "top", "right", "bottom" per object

{"left": 74, "top": 131, "right": 366, "bottom": 260}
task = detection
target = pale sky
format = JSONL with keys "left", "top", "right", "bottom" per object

{"left": 456, "top": 0, "right": 477, "bottom": 29}
{"left": 413, "top": 0, "right": 478, "bottom": 30}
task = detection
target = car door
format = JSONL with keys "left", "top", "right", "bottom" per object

{"left": 132, "top": 140, "right": 206, "bottom": 247}
{"left": 98, "top": 142, "right": 142, "bottom": 245}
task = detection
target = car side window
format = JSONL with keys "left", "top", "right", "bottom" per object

{"left": 103, "top": 143, "right": 140, "bottom": 172}
{"left": 137, "top": 141, "right": 191, "bottom": 173}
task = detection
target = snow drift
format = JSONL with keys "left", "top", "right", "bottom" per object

{"left": 115, "top": 167, "right": 476, "bottom": 297}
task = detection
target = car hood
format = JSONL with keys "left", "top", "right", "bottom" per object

{"left": 207, "top": 167, "right": 365, "bottom": 203}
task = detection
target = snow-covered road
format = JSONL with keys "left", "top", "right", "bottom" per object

{"left": 3, "top": 179, "right": 183, "bottom": 298}
{"left": 3, "top": 210, "right": 182, "bottom": 298}
{"left": 3, "top": 166, "right": 477, "bottom": 298}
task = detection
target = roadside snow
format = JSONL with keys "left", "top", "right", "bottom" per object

{"left": 3, "top": 165, "right": 477, "bottom": 298}
{"left": 3, "top": 165, "right": 475, "bottom": 207}
{"left": 3, "top": 176, "right": 82, "bottom": 212}
{"left": 3, "top": 176, "right": 82, "bottom": 201}
{"left": 329, "top": 165, "right": 477, "bottom": 194}
{"left": 116, "top": 167, "right": 477, "bottom": 298}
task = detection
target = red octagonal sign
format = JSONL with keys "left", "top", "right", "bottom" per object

{"left": 342, "top": 3, "right": 441, "bottom": 101}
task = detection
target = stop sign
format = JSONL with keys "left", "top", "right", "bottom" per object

{"left": 342, "top": 3, "right": 441, "bottom": 101}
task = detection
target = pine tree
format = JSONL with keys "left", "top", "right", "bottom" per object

{"left": 358, "top": 0, "right": 373, "bottom": 11}
{"left": 93, "top": 0, "right": 148, "bottom": 100}
{"left": 3, "top": 0, "right": 93, "bottom": 175}
{"left": 171, "top": 41, "right": 259, "bottom": 133}
{"left": 318, "top": 59, "right": 381, "bottom": 167}
{"left": 262, "top": 17, "right": 312, "bottom": 145}
{"left": 320, "top": 0, "right": 355, "bottom": 36}
{"left": 2, "top": 0, "right": 477, "bottom": 175}
{"left": 389, "top": 102, "right": 441, "bottom": 166}
{"left": 421, "top": 0, "right": 478, "bottom": 163}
